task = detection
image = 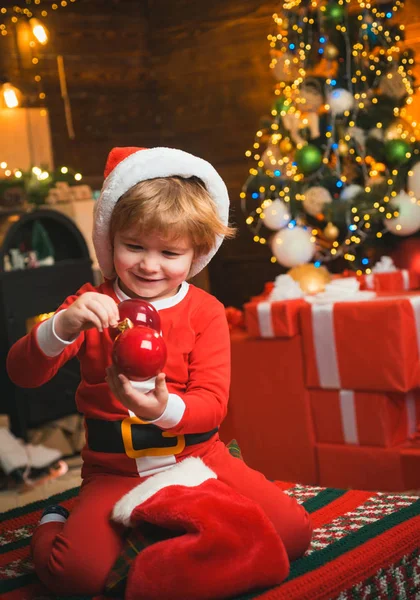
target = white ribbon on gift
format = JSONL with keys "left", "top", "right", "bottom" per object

{"left": 268, "top": 274, "right": 304, "bottom": 302}
{"left": 406, "top": 391, "right": 417, "bottom": 437}
{"left": 310, "top": 284, "right": 420, "bottom": 389}
{"left": 256, "top": 302, "right": 275, "bottom": 338}
{"left": 402, "top": 269, "right": 410, "bottom": 290}
{"left": 256, "top": 274, "right": 303, "bottom": 338}
{"left": 372, "top": 255, "right": 397, "bottom": 273}
{"left": 339, "top": 390, "right": 359, "bottom": 444}
{"left": 339, "top": 389, "right": 418, "bottom": 444}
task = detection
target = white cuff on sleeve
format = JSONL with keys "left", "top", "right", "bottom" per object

{"left": 36, "top": 310, "right": 79, "bottom": 357}
{"left": 148, "top": 393, "right": 185, "bottom": 428}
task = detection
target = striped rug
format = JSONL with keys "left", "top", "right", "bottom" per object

{"left": 1, "top": 482, "right": 420, "bottom": 599}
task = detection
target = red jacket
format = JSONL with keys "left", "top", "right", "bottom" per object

{"left": 7, "top": 280, "right": 231, "bottom": 478}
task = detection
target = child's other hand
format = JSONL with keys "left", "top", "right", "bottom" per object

{"left": 105, "top": 365, "right": 169, "bottom": 421}
{"left": 55, "top": 292, "right": 120, "bottom": 340}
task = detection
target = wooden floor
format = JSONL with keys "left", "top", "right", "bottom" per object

{"left": 0, "top": 456, "right": 82, "bottom": 512}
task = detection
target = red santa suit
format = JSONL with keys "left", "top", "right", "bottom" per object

{"left": 7, "top": 279, "right": 312, "bottom": 595}
{"left": 6, "top": 146, "right": 312, "bottom": 596}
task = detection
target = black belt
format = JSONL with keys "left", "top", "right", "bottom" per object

{"left": 86, "top": 418, "right": 218, "bottom": 459}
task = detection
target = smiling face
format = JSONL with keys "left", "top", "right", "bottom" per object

{"left": 113, "top": 227, "right": 195, "bottom": 301}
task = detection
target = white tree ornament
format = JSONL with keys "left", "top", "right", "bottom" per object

{"left": 303, "top": 186, "right": 332, "bottom": 217}
{"left": 383, "top": 190, "right": 420, "bottom": 236}
{"left": 271, "top": 226, "right": 315, "bottom": 267}
{"left": 263, "top": 199, "right": 290, "bottom": 230}
{"left": 340, "top": 184, "right": 363, "bottom": 201}
{"left": 408, "top": 163, "right": 420, "bottom": 199}
{"left": 328, "top": 89, "right": 354, "bottom": 114}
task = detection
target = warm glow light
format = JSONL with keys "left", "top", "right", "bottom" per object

{"left": 30, "top": 18, "right": 49, "bottom": 44}
{"left": 74, "top": 173, "right": 82, "bottom": 181}
{"left": 2, "top": 83, "right": 20, "bottom": 108}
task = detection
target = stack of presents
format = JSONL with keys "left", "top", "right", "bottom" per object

{"left": 221, "top": 261, "right": 420, "bottom": 492}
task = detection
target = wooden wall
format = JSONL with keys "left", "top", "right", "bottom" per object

{"left": 2, "top": 0, "right": 420, "bottom": 307}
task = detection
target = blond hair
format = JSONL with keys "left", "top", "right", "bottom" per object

{"left": 109, "top": 176, "right": 235, "bottom": 257}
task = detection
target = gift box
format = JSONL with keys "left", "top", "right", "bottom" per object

{"left": 310, "top": 389, "right": 419, "bottom": 447}
{"left": 357, "top": 269, "right": 419, "bottom": 292}
{"left": 400, "top": 443, "right": 420, "bottom": 489}
{"left": 220, "top": 331, "right": 317, "bottom": 484}
{"left": 300, "top": 294, "right": 420, "bottom": 392}
{"left": 317, "top": 443, "right": 405, "bottom": 492}
{"left": 244, "top": 298, "right": 305, "bottom": 339}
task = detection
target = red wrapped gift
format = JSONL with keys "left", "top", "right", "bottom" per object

{"left": 400, "top": 443, "right": 420, "bottom": 489}
{"left": 317, "top": 443, "right": 405, "bottom": 492}
{"left": 310, "top": 389, "right": 419, "bottom": 447}
{"left": 301, "top": 294, "right": 420, "bottom": 392}
{"left": 357, "top": 270, "right": 419, "bottom": 292}
{"left": 220, "top": 331, "right": 317, "bottom": 484}
{"left": 244, "top": 298, "right": 306, "bottom": 339}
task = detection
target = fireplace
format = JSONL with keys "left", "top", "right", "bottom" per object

{"left": 0, "top": 207, "right": 94, "bottom": 439}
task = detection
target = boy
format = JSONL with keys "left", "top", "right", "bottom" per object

{"left": 7, "top": 146, "right": 312, "bottom": 595}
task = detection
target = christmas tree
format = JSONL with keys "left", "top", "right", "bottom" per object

{"left": 241, "top": 0, "right": 420, "bottom": 275}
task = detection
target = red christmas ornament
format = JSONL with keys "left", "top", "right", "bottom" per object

{"left": 109, "top": 298, "right": 161, "bottom": 340}
{"left": 112, "top": 326, "right": 167, "bottom": 381}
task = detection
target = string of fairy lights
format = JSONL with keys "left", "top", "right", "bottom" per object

{"left": 0, "top": 0, "right": 82, "bottom": 185}
{"left": 241, "top": 0, "right": 419, "bottom": 274}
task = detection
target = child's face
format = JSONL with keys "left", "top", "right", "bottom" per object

{"left": 113, "top": 227, "right": 195, "bottom": 301}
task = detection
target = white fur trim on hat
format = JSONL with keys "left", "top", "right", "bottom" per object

{"left": 93, "top": 147, "right": 230, "bottom": 279}
{"left": 112, "top": 457, "right": 217, "bottom": 526}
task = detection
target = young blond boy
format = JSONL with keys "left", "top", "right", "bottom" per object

{"left": 7, "top": 147, "right": 312, "bottom": 595}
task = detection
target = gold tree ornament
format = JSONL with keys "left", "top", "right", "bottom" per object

{"left": 279, "top": 138, "right": 293, "bottom": 154}
{"left": 384, "top": 118, "right": 414, "bottom": 141}
{"left": 324, "top": 222, "right": 340, "bottom": 241}
{"left": 288, "top": 264, "right": 332, "bottom": 295}
{"left": 324, "top": 42, "right": 339, "bottom": 60}
{"left": 338, "top": 140, "right": 349, "bottom": 156}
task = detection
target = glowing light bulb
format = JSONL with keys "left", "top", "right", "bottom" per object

{"left": 2, "top": 83, "right": 21, "bottom": 108}
{"left": 30, "top": 18, "right": 49, "bottom": 44}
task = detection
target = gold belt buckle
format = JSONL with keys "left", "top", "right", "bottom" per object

{"left": 121, "top": 416, "right": 186, "bottom": 459}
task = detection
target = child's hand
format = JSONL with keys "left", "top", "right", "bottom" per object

{"left": 55, "top": 292, "right": 120, "bottom": 340}
{"left": 105, "top": 365, "right": 169, "bottom": 421}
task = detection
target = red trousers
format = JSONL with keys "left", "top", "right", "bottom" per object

{"left": 32, "top": 441, "right": 312, "bottom": 595}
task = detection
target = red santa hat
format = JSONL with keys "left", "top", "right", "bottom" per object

{"left": 110, "top": 457, "right": 289, "bottom": 600}
{"left": 93, "top": 147, "right": 230, "bottom": 280}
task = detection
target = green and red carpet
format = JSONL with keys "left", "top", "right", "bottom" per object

{"left": 1, "top": 480, "right": 420, "bottom": 599}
